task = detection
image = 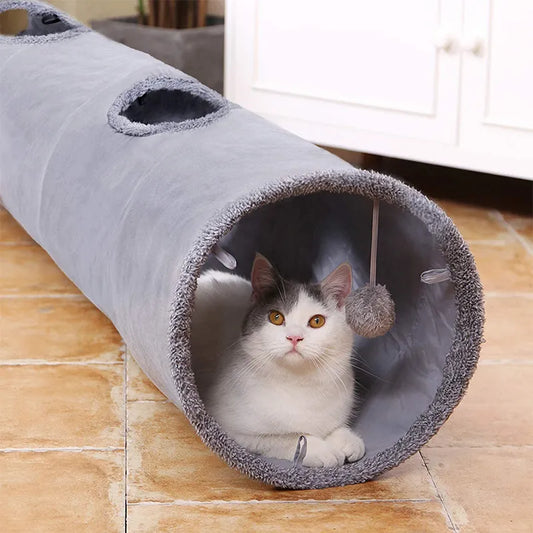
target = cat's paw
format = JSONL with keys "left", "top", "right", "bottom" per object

{"left": 302, "top": 435, "right": 345, "bottom": 467}
{"left": 326, "top": 427, "right": 365, "bottom": 462}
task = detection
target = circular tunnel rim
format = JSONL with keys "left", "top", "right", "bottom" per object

{"left": 168, "top": 168, "right": 484, "bottom": 489}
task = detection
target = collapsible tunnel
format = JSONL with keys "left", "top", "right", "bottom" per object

{"left": 0, "top": 0, "right": 483, "bottom": 489}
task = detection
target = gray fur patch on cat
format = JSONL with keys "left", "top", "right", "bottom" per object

{"left": 243, "top": 277, "right": 326, "bottom": 336}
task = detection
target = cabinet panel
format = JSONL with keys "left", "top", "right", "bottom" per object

{"left": 254, "top": 0, "right": 438, "bottom": 115}
{"left": 460, "top": 0, "right": 533, "bottom": 166}
{"left": 485, "top": 1, "right": 533, "bottom": 131}
{"left": 226, "top": 0, "right": 462, "bottom": 145}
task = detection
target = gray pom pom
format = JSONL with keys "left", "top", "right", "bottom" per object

{"left": 345, "top": 284, "right": 395, "bottom": 338}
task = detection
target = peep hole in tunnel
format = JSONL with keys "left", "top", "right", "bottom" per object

{"left": 119, "top": 87, "right": 223, "bottom": 126}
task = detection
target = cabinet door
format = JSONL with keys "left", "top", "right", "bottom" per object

{"left": 225, "top": 0, "right": 462, "bottom": 148}
{"left": 460, "top": 0, "right": 533, "bottom": 178}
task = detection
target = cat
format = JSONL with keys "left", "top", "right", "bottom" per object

{"left": 191, "top": 253, "right": 365, "bottom": 467}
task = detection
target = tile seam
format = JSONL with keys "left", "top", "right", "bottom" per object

{"left": 124, "top": 342, "right": 129, "bottom": 533}
{"left": 0, "top": 446, "right": 124, "bottom": 453}
{"left": 425, "top": 444, "right": 533, "bottom": 449}
{"left": 126, "top": 498, "right": 435, "bottom": 506}
{"left": 465, "top": 239, "right": 510, "bottom": 246}
{"left": 0, "top": 294, "right": 86, "bottom": 299}
{"left": 419, "top": 451, "right": 458, "bottom": 533}
{"left": 0, "top": 360, "right": 124, "bottom": 366}
{"left": 0, "top": 241, "right": 36, "bottom": 246}
{"left": 478, "top": 359, "right": 533, "bottom": 365}
{"left": 126, "top": 398, "right": 169, "bottom": 404}
{"left": 493, "top": 210, "right": 533, "bottom": 256}
{"left": 484, "top": 292, "right": 533, "bottom": 298}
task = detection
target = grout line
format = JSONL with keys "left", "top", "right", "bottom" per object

{"left": 425, "top": 444, "right": 533, "bottom": 450}
{"left": 0, "top": 293, "right": 86, "bottom": 299}
{"left": 479, "top": 359, "right": 533, "bottom": 366}
{"left": 484, "top": 291, "right": 533, "bottom": 298}
{"left": 123, "top": 343, "right": 129, "bottom": 533}
{"left": 127, "top": 398, "right": 169, "bottom": 404}
{"left": 0, "top": 446, "right": 124, "bottom": 453}
{"left": 493, "top": 210, "right": 533, "bottom": 256}
{"left": 127, "top": 498, "right": 435, "bottom": 507}
{"left": 0, "top": 360, "right": 123, "bottom": 366}
{"left": 465, "top": 239, "right": 508, "bottom": 246}
{"left": 0, "top": 241, "right": 36, "bottom": 246}
{"left": 419, "top": 451, "right": 458, "bottom": 533}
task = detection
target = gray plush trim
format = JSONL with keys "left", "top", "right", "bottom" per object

{"left": 107, "top": 75, "right": 232, "bottom": 137}
{"left": 0, "top": 0, "right": 89, "bottom": 45}
{"left": 1, "top": 0, "right": 483, "bottom": 488}
{"left": 168, "top": 169, "right": 484, "bottom": 489}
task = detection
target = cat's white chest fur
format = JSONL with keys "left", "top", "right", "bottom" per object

{"left": 191, "top": 265, "right": 364, "bottom": 467}
{"left": 216, "top": 361, "right": 355, "bottom": 439}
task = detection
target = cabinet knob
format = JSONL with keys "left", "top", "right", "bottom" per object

{"left": 434, "top": 32, "right": 458, "bottom": 54}
{"left": 460, "top": 37, "right": 485, "bottom": 57}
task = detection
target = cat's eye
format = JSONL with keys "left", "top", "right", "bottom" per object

{"left": 308, "top": 314, "right": 326, "bottom": 328}
{"left": 268, "top": 310, "right": 285, "bottom": 325}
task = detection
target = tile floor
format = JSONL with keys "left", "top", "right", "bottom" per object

{"left": 0, "top": 197, "right": 531, "bottom": 532}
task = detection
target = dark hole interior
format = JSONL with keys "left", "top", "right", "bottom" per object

{"left": 120, "top": 88, "right": 222, "bottom": 125}
{"left": 192, "top": 192, "right": 456, "bottom": 466}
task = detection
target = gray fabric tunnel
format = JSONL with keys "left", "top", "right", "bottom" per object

{"left": 0, "top": 0, "right": 484, "bottom": 489}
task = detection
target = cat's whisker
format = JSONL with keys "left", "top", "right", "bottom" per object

{"left": 347, "top": 354, "right": 392, "bottom": 383}
{"left": 231, "top": 348, "right": 281, "bottom": 385}
{"left": 316, "top": 349, "right": 353, "bottom": 392}
{"left": 219, "top": 337, "right": 243, "bottom": 353}
{"left": 314, "top": 356, "right": 349, "bottom": 396}
{"left": 228, "top": 351, "right": 274, "bottom": 386}
{"left": 350, "top": 362, "right": 390, "bottom": 383}
{"left": 352, "top": 377, "right": 372, "bottom": 394}
{"left": 275, "top": 278, "right": 289, "bottom": 309}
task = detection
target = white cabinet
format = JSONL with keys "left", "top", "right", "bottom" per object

{"left": 460, "top": 1, "right": 533, "bottom": 169}
{"left": 225, "top": 0, "right": 533, "bottom": 180}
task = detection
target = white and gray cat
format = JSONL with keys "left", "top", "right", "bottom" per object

{"left": 191, "top": 253, "right": 365, "bottom": 467}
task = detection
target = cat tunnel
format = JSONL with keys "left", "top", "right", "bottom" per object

{"left": 0, "top": 1, "right": 484, "bottom": 489}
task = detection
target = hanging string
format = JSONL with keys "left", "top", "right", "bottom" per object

{"left": 369, "top": 199, "right": 379, "bottom": 287}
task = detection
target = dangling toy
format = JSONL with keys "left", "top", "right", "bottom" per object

{"left": 345, "top": 199, "right": 395, "bottom": 338}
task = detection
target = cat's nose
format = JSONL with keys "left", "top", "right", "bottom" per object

{"left": 286, "top": 335, "right": 304, "bottom": 347}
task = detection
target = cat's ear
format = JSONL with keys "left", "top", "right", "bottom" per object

{"left": 320, "top": 263, "right": 352, "bottom": 308}
{"left": 251, "top": 253, "right": 278, "bottom": 301}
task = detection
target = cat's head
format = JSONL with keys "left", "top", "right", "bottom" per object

{"left": 241, "top": 253, "right": 355, "bottom": 371}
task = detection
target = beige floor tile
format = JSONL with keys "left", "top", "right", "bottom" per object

{"left": 481, "top": 295, "right": 533, "bottom": 360}
{"left": 468, "top": 242, "right": 533, "bottom": 292}
{"left": 0, "top": 209, "right": 34, "bottom": 243}
{"left": 127, "top": 501, "right": 450, "bottom": 533}
{"left": 501, "top": 211, "right": 533, "bottom": 251}
{"left": 127, "top": 352, "right": 166, "bottom": 401}
{"left": 0, "top": 245, "right": 80, "bottom": 295}
{"left": 435, "top": 200, "right": 510, "bottom": 242}
{"left": 0, "top": 364, "right": 123, "bottom": 448}
{"left": 427, "top": 364, "right": 533, "bottom": 447}
{"left": 0, "top": 450, "right": 124, "bottom": 533}
{"left": 127, "top": 401, "right": 436, "bottom": 503}
{"left": 0, "top": 297, "right": 123, "bottom": 363}
{"left": 423, "top": 447, "right": 533, "bottom": 533}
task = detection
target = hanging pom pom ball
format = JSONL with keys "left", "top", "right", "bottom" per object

{"left": 345, "top": 283, "right": 395, "bottom": 338}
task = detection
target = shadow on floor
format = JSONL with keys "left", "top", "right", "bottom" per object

{"left": 321, "top": 147, "right": 533, "bottom": 217}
